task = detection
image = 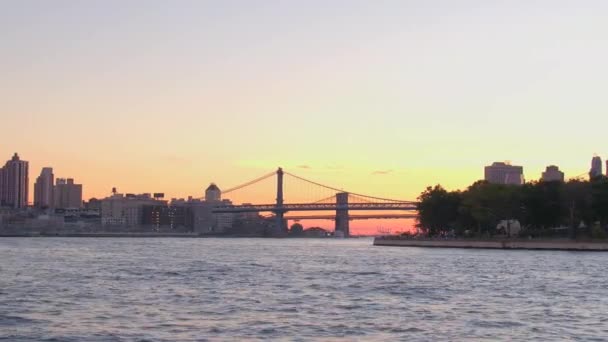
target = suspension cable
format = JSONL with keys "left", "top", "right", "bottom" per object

{"left": 284, "top": 171, "right": 414, "bottom": 203}
{"left": 222, "top": 171, "right": 277, "bottom": 194}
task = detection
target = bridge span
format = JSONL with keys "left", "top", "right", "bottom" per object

{"left": 283, "top": 214, "right": 417, "bottom": 220}
{"left": 211, "top": 167, "right": 417, "bottom": 237}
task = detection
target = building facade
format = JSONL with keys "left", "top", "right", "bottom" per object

{"left": 205, "top": 183, "right": 221, "bottom": 202}
{"left": 34, "top": 167, "right": 55, "bottom": 209}
{"left": 0, "top": 153, "right": 29, "bottom": 208}
{"left": 541, "top": 165, "right": 565, "bottom": 182}
{"left": 484, "top": 162, "right": 524, "bottom": 185}
{"left": 54, "top": 178, "right": 83, "bottom": 209}
{"left": 100, "top": 193, "right": 165, "bottom": 227}
{"left": 142, "top": 205, "right": 193, "bottom": 230}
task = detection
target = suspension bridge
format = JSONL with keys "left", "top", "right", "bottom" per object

{"left": 212, "top": 168, "right": 416, "bottom": 236}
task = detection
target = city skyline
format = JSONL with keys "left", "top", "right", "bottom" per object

{"left": 2, "top": 150, "right": 601, "bottom": 205}
{"left": 1, "top": 150, "right": 604, "bottom": 235}
{"left": 2, "top": 1, "right": 608, "bottom": 208}
{"left": 2, "top": 3, "right": 608, "bottom": 340}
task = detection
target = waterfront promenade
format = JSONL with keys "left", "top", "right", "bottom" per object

{"left": 374, "top": 237, "right": 608, "bottom": 251}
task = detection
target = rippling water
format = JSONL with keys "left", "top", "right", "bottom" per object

{"left": 1, "top": 237, "right": 607, "bottom": 341}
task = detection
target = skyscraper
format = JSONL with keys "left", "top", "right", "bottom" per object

{"left": 34, "top": 167, "right": 55, "bottom": 209}
{"left": 590, "top": 156, "right": 603, "bottom": 179}
{"left": 54, "top": 178, "right": 83, "bottom": 209}
{"left": 0, "top": 153, "right": 29, "bottom": 208}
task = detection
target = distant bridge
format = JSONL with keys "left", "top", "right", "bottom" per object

{"left": 283, "top": 214, "right": 417, "bottom": 221}
{"left": 213, "top": 202, "right": 417, "bottom": 213}
{"left": 212, "top": 168, "right": 416, "bottom": 237}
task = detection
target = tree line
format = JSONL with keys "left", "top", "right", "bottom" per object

{"left": 415, "top": 177, "right": 608, "bottom": 239}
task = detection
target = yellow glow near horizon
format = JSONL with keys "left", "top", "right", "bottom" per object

{"left": 2, "top": 2, "right": 607, "bottom": 233}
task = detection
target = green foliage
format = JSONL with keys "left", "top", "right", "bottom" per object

{"left": 416, "top": 178, "right": 608, "bottom": 239}
{"left": 416, "top": 185, "right": 461, "bottom": 236}
{"left": 591, "top": 224, "right": 607, "bottom": 240}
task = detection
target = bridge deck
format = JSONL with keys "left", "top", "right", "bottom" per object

{"left": 284, "top": 214, "right": 417, "bottom": 220}
{"left": 212, "top": 202, "right": 417, "bottom": 213}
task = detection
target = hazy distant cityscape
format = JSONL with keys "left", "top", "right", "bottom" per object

{"left": 0, "top": 151, "right": 604, "bottom": 237}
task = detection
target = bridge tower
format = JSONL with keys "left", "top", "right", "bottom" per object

{"left": 274, "top": 167, "right": 287, "bottom": 235}
{"left": 335, "top": 192, "right": 350, "bottom": 237}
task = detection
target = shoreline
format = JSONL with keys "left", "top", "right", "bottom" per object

{"left": 0, "top": 233, "right": 202, "bottom": 238}
{"left": 0, "top": 233, "right": 339, "bottom": 238}
{"left": 373, "top": 237, "right": 608, "bottom": 251}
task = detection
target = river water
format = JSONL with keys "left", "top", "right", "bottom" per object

{"left": 1, "top": 237, "right": 607, "bottom": 341}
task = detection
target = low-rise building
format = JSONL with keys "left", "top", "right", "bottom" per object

{"left": 100, "top": 192, "right": 166, "bottom": 227}
{"left": 142, "top": 204, "right": 193, "bottom": 231}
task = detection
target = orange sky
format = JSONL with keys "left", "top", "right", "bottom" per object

{"left": 2, "top": 1, "right": 607, "bottom": 234}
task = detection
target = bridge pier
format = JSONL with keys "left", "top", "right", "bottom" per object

{"left": 335, "top": 192, "right": 350, "bottom": 237}
{"left": 274, "top": 167, "right": 287, "bottom": 236}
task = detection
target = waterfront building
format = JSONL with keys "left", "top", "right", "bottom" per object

{"left": 541, "top": 165, "right": 565, "bottom": 182}
{"left": 84, "top": 198, "right": 102, "bottom": 211}
{"left": 484, "top": 162, "right": 524, "bottom": 185}
{"left": 217, "top": 199, "right": 234, "bottom": 231}
{"left": 205, "top": 183, "right": 221, "bottom": 202}
{"left": 590, "top": 156, "right": 603, "bottom": 178}
{"left": 100, "top": 192, "right": 166, "bottom": 227}
{"left": 0, "top": 153, "right": 29, "bottom": 208}
{"left": 142, "top": 204, "right": 193, "bottom": 230}
{"left": 54, "top": 178, "right": 83, "bottom": 209}
{"left": 34, "top": 167, "right": 55, "bottom": 209}
{"left": 171, "top": 197, "right": 233, "bottom": 233}
{"left": 0, "top": 167, "right": 3, "bottom": 207}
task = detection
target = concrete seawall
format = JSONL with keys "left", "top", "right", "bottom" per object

{"left": 373, "top": 238, "right": 608, "bottom": 251}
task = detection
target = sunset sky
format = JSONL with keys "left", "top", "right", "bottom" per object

{"left": 2, "top": 1, "right": 608, "bottom": 233}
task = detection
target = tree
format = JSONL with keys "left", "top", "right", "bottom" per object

{"left": 458, "top": 181, "right": 522, "bottom": 236}
{"left": 591, "top": 177, "right": 608, "bottom": 226}
{"left": 289, "top": 223, "right": 304, "bottom": 236}
{"left": 561, "top": 179, "right": 593, "bottom": 238}
{"left": 416, "top": 185, "right": 461, "bottom": 236}
{"left": 520, "top": 181, "right": 563, "bottom": 229}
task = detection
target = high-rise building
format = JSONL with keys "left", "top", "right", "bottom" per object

{"left": 0, "top": 153, "right": 29, "bottom": 208}
{"left": 34, "top": 167, "right": 55, "bottom": 209}
{"left": 54, "top": 178, "right": 83, "bottom": 209}
{"left": 590, "top": 156, "right": 603, "bottom": 178}
{"left": 205, "top": 183, "right": 221, "bottom": 202}
{"left": 484, "top": 162, "right": 524, "bottom": 185}
{"left": 0, "top": 167, "right": 3, "bottom": 206}
{"left": 541, "top": 165, "right": 565, "bottom": 182}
